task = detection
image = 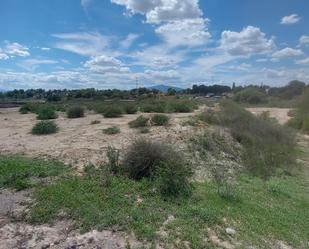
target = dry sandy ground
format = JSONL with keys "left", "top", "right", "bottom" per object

{"left": 0, "top": 108, "right": 201, "bottom": 171}
{"left": 246, "top": 107, "right": 291, "bottom": 125}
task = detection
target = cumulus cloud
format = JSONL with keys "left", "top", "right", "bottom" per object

{"left": 84, "top": 55, "right": 130, "bottom": 74}
{"left": 111, "top": 0, "right": 209, "bottom": 47}
{"left": 295, "top": 57, "right": 309, "bottom": 65}
{"left": 272, "top": 47, "right": 303, "bottom": 58}
{"left": 220, "top": 26, "right": 275, "bottom": 56}
{"left": 0, "top": 48, "right": 9, "bottom": 60}
{"left": 299, "top": 35, "right": 309, "bottom": 45}
{"left": 111, "top": 0, "right": 202, "bottom": 24}
{"left": 119, "top": 33, "right": 139, "bottom": 49}
{"left": 155, "top": 18, "right": 211, "bottom": 47}
{"left": 3, "top": 42, "right": 30, "bottom": 57}
{"left": 281, "top": 14, "right": 301, "bottom": 25}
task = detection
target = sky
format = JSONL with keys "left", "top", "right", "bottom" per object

{"left": 0, "top": 0, "right": 309, "bottom": 90}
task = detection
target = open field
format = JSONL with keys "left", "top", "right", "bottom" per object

{"left": 0, "top": 107, "right": 201, "bottom": 170}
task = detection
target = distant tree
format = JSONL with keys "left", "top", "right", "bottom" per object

{"left": 167, "top": 88, "right": 176, "bottom": 96}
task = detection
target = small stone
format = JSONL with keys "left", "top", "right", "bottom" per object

{"left": 225, "top": 227, "right": 236, "bottom": 235}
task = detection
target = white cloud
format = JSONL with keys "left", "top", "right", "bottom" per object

{"left": 3, "top": 42, "right": 30, "bottom": 57}
{"left": 144, "top": 69, "right": 181, "bottom": 81}
{"left": 281, "top": 14, "right": 301, "bottom": 25}
{"left": 299, "top": 35, "right": 309, "bottom": 45}
{"left": 111, "top": 0, "right": 202, "bottom": 24}
{"left": 295, "top": 57, "right": 309, "bottom": 65}
{"left": 220, "top": 26, "right": 275, "bottom": 56}
{"left": 272, "top": 47, "right": 303, "bottom": 58}
{"left": 52, "top": 32, "right": 112, "bottom": 57}
{"left": 84, "top": 55, "right": 130, "bottom": 74}
{"left": 18, "top": 59, "right": 58, "bottom": 71}
{"left": 155, "top": 18, "right": 211, "bottom": 47}
{"left": 119, "top": 33, "right": 139, "bottom": 49}
{"left": 41, "top": 47, "right": 51, "bottom": 51}
{"left": 81, "top": 0, "right": 91, "bottom": 9}
{"left": 0, "top": 48, "right": 9, "bottom": 60}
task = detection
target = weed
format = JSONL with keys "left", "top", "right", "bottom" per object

{"left": 67, "top": 106, "right": 85, "bottom": 118}
{"left": 128, "top": 115, "right": 149, "bottom": 128}
{"left": 31, "top": 121, "right": 58, "bottom": 135}
{"left": 103, "top": 126, "right": 120, "bottom": 135}
{"left": 90, "top": 120, "right": 101, "bottom": 125}
{"left": 151, "top": 114, "right": 169, "bottom": 126}
{"left": 103, "top": 106, "right": 123, "bottom": 118}
{"left": 37, "top": 106, "right": 57, "bottom": 120}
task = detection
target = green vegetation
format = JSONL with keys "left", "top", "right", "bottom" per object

{"left": 288, "top": 87, "right": 309, "bottom": 133}
{"left": 31, "top": 121, "right": 58, "bottom": 135}
{"left": 151, "top": 114, "right": 169, "bottom": 126}
{"left": 0, "top": 156, "right": 67, "bottom": 190}
{"left": 36, "top": 106, "right": 58, "bottom": 120}
{"left": 128, "top": 115, "right": 149, "bottom": 128}
{"left": 102, "top": 105, "right": 123, "bottom": 118}
{"left": 67, "top": 106, "right": 85, "bottom": 118}
{"left": 90, "top": 120, "right": 101, "bottom": 125}
{"left": 234, "top": 87, "right": 267, "bottom": 104}
{"left": 102, "top": 126, "right": 120, "bottom": 135}
{"left": 124, "top": 104, "right": 138, "bottom": 114}
{"left": 199, "top": 101, "right": 296, "bottom": 178}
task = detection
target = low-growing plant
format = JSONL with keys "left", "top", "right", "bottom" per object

{"left": 103, "top": 126, "right": 120, "bottom": 135}
{"left": 124, "top": 104, "right": 138, "bottom": 114}
{"left": 103, "top": 106, "right": 123, "bottom": 118}
{"left": 198, "top": 109, "right": 218, "bottom": 124}
{"left": 90, "top": 120, "right": 101, "bottom": 125}
{"left": 151, "top": 114, "right": 169, "bottom": 126}
{"left": 105, "top": 146, "right": 120, "bottom": 174}
{"left": 37, "top": 106, "right": 58, "bottom": 120}
{"left": 31, "top": 121, "right": 58, "bottom": 135}
{"left": 67, "top": 106, "right": 85, "bottom": 118}
{"left": 19, "top": 102, "right": 42, "bottom": 114}
{"left": 128, "top": 115, "right": 149, "bottom": 128}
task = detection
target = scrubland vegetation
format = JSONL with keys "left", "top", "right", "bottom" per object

{"left": 1, "top": 81, "right": 309, "bottom": 248}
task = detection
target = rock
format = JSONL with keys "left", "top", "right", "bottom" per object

{"left": 225, "top": 227, "right": 236, "bottom": 235}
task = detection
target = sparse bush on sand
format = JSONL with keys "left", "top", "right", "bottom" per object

{"left": 67, "top": 106, "right": 85, "bottom": 119}
{"left": 37, "top": 106, "right": 58, "bottom": 120}
{"left": 151, "top": 114, "right": 169, "bottom": 126}
{"left": 103, "top": 106, "right": 123, "bottom": 118}
{"left": 128, "top": 115, "right": 149, "bottom": 128}
{"left": 31, "top": 121, "right": 58, "bottom": 135}
{"left": 103, "top": 126, "right": 120, "bottom": 135}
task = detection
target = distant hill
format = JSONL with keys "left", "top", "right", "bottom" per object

{"left": 149, "top": 84, "right": 183, "bottom": 93}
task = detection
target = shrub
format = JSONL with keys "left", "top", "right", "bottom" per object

{"left": 198, "top": 109, "right": 219, "bottom": 124}
{"left": 122, "top": 139, "right": 192, "bottom": 196}
{"left": 19, "top": 102, "right": 41, "bottom": 114}
{"left": 128, "top": 115, "right": 149, "bottom": 128}
{"left": 67, "top": 106, "right": 84, "bottom": 118}
{"left": 103, "top": 106, "right": 123, "bottom": 118}
{"left": 103, "top": 126, "right": 120, "bottom": 135}
{"left": 168, "top": 101, "right": 193, "bottom": 113}
{"left": 151, "top": 114, "right": 169, "bottom": 126}
{"left": 124, "top": 104, "right": 138, "bottom": 114}
{"left": 31, "top": 121, "right": 58, "bottom": 135}
{"left": 210, "top": 101, "right": 296, "bottom": 178}
{"left": 141, "top": 103, "right": 166, "bottom": 113}
{"left": 90, "top": 120, "right": 101, "bottom": 125}
{"left": 19, "top": 105, "right": 30, "bottom": 114}
{"left": 234, "top": 87, "right": 267, "bottom": 104}
{"left": 154, "top": 160, "right": 192, "bottom": 197}
{"left": 37, "top": 106, "right": 57, "bottom": 120}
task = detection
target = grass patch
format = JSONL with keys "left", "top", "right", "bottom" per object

{"left": 30, "top": 172, "right": 308, "bottom": 248}
{"left": 102, "top": 126, "right": 120, "bottom": 135}
{"left": 31, "top": 121, "right": 58, "bottom": 135}
{"left": 102, "top": 106, "right": 123, "bottom": 118}
{"left": 0, "top": 156, "right": 67, "bottom": 190}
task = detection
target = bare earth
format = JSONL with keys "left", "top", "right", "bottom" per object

{"left": 246, "top": 107, "right": 291, "bottom": 125}
{"left": 0, "top": 108, "right": 201, "bottom": 171}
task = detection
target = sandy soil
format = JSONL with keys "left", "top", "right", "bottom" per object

{"left": 246, "top": 107, "right": 291, "bottom": 125}
{"left": 0, "top": 108, "right": 201, "bottom": 170}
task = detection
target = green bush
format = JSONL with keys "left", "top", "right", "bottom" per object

{"left": 208, "top": 101, "right": 296, "bottom": 178}
{"left": 168, "top": 101, "right": 193, "bottom": 113}
{"left": 67, "top": 106, "right": 84, "bottom": 118}
{"left": 31, "top": 121, "right": 58, "bottom": 135}
{"left": 128, "top": 115, "right": 149, "bottom": 128}
{"left": 302, "top": 115, "right": 309, "bottom": 133}
{"left": 122, "top": 139, "right": 192, "bottom": 196}
{"left": 37, "top": 106, "right": 57, "bottom": 120}
{"left": 234, "top": 87, "right": 267, "bottom": 104}
{"left": 198, "top": 109, "right": 219, "bottom": 124}
{"left": 124, "top": 104, "right": 138, "bottom": 114}
{"left": 151, "top": 114, "right": 169, "bottom": 126}
{"left": 141, "top": 103, "right": 166, "bottom": 113}
{"left": 103, "top": 126, "right": 120, "bottom": 135}
{"left": 103, "top": 106, "right": 123, "bottom": 118}
{"left": 19, "top": 102, "right": 41, "bottom": 114}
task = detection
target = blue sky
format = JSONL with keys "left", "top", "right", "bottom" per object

{"left": 0, "top": 0, "right": 308, "bottom": 90}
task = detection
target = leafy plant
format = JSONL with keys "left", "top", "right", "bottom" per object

{"left": 103, "top": 106, "right": 123, "bottom": 118}
{"left": 31, "top": 121, "right": 58, "bottom": 135}
{"left": 67, "top": 106, "right": 85, "bottom": 118}
{"left": 37, "top": 106, "right": 57, "bottom": 120}
{"left": 128, "top": 115, "right": 149, "bottom": 128}
{"left": 151, "top": 114, "right": 169, "bottom": 126}
{"left": 103, "top": 126, "right": 120, "bottom": 135}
